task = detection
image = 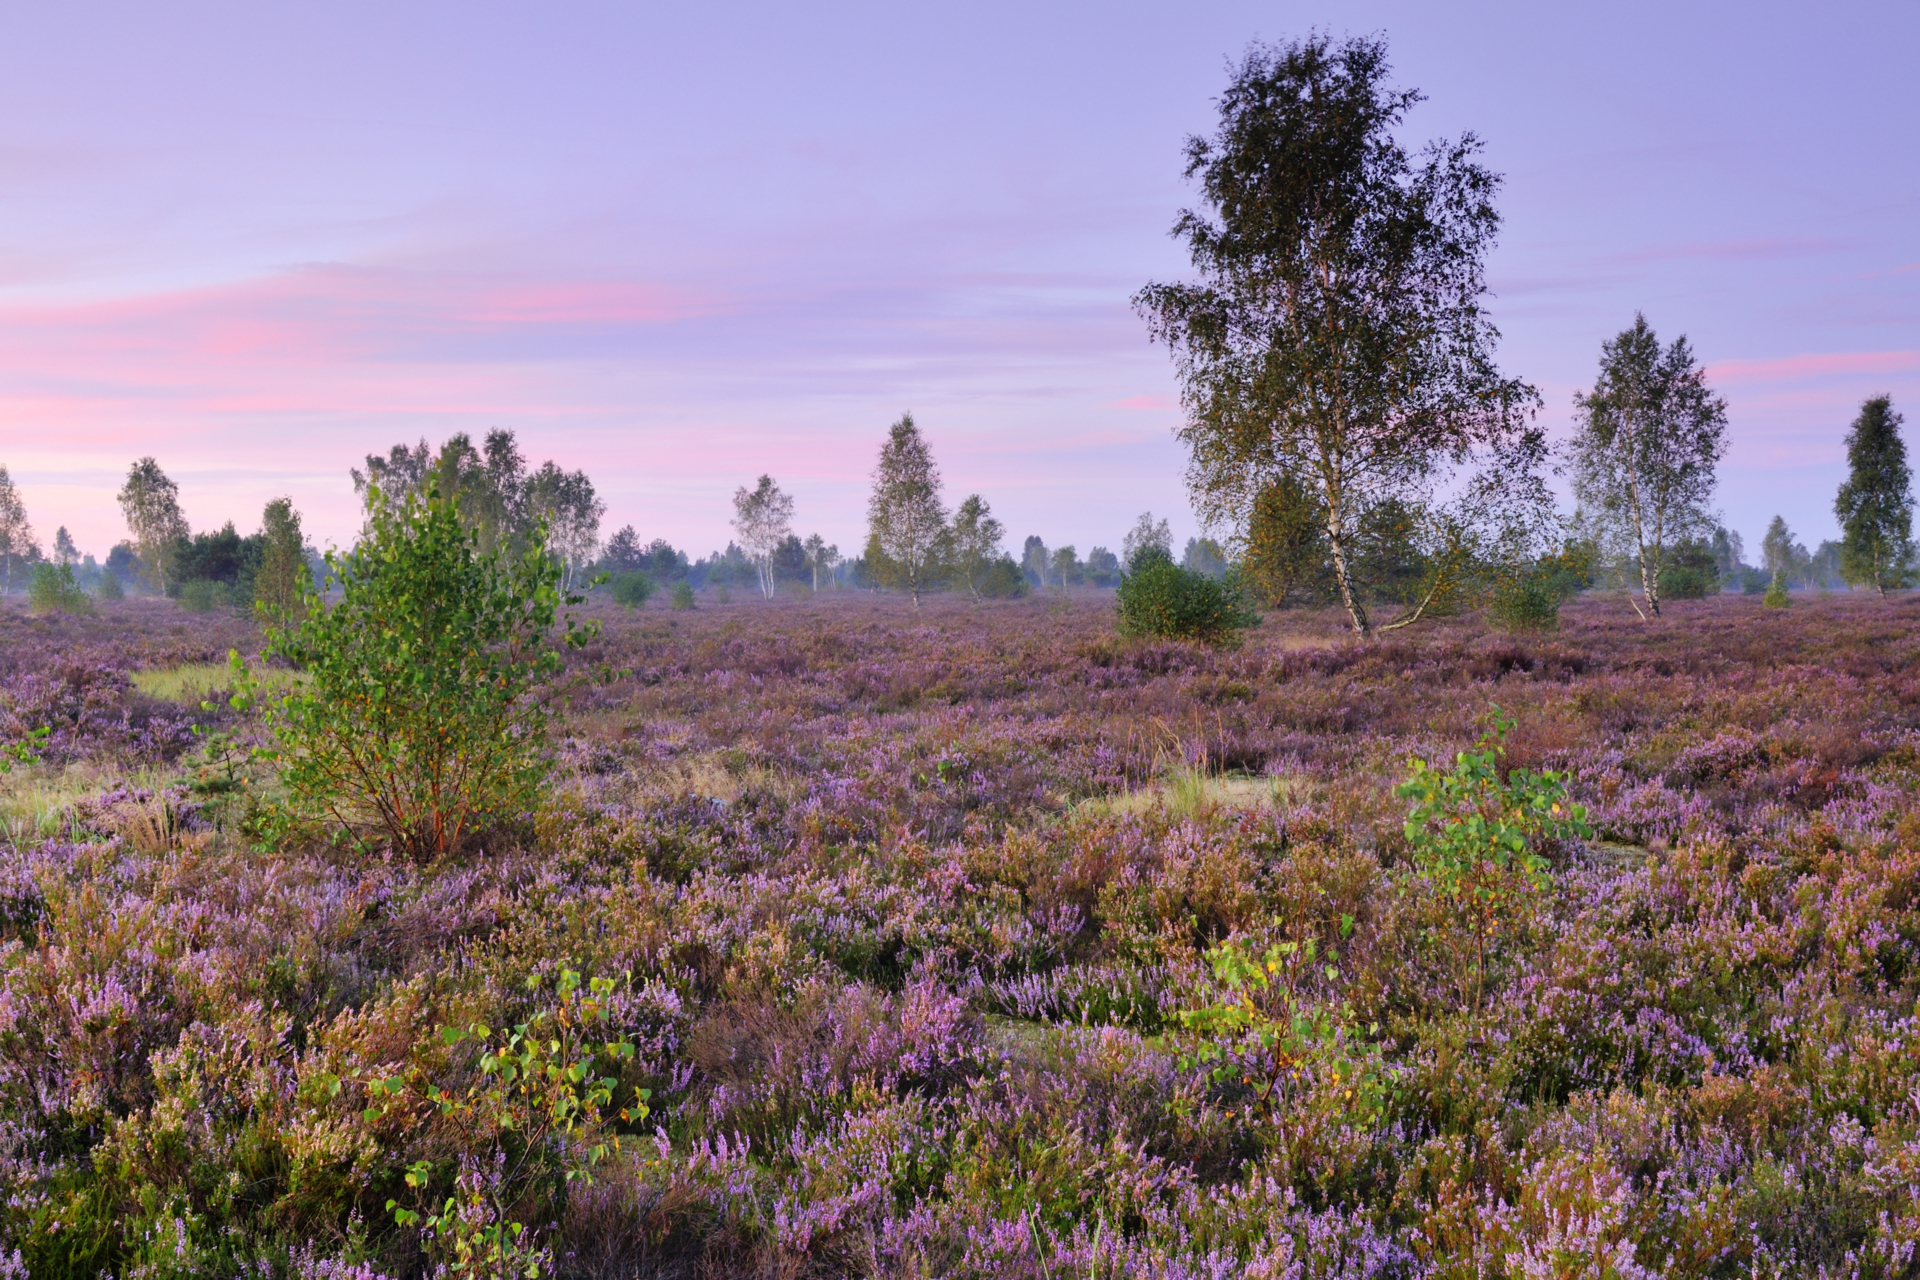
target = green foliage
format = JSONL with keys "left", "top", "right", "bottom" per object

{"left": 1835, "top": 396, "right": 1914, "bottom": 596}
{"left": 1656, "top": 536, "right": 1720, "bottom": 600}
{"left": 1396, "top": 712, "right": 1589, "bottom": 1012}
{"left": 1487, "top": 566, "right": 1561, "bottom": 631}
{"left": 1170, "top": 926, "right": 1394, "bottom": 1125}
{"left": 176, "top": 578, "right": 235, "bottom": 613}
{"left": 1134, "top": 36, "right": 1539, "bottom": 636}
{"left": 26, "top": 562, "right": 92, "bottom": 616}
{"left": 1764, "top": 572, "right": 1790, "bottom": 609}
{"left": 866, "top": 413, "right": 951, "bottom": 606}
{"left": 253, "top": 496, "right": 310, "bottom": 617}
{"left": 669, "top": 581, "right": 696, "bottom": 610}
{"left": 252, "top": 488, "right": 593, "bottom": 859}
{"left": 0, "top": 724, "right": 50, "bottom": 773}
{"left": 1114, "top": 551, "right": 1258, "bottom": 645}
{"left": 609, "top": 572, "right": 655, "bottom": 609}
{"left": 976, "top": 555, "right": 1028, "bottom": 599}
{"left": 95, "top": 568, "right": 124, "bottom": 600}
{"left": 1568, "top": 314, "right": 1729, "bottom": 619}
{"left": 355, "top": 968, "right": 647, "bottom": 1277}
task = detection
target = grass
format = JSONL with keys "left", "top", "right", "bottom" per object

{"left": 0, "top": 761, "right": 167, "bottom": 845}
{"left": 130, "top": 661, "right": 303, "bottom": 704}
{"left": 1082, "top": 768, "right": 1311, "bottom": 818}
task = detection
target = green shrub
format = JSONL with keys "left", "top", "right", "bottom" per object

{"left": 360, "top": 968, "right": 646, "bottom": 1275}
{"left": 670, "top": 581, "right": 696, "bottom": 610}
{"left": 609, "top": 572, "right": 655, "bottom": 609}
{"left": 1114, "top": 551, "right": 1258, "bottom": 645}
{"left": 977, "top": 556, "right": 1028, "bottom": 599}
{"left": 1658, "top": 538, "right": 1720, "bottom": 599}
{"left": 1487, "top": 568, "right": 1561, "bottom": 632}
{"left": 1764, "top": 572, "right": 1790, "bottom": 609}
{"left": 1396, "top": 712, "right": 1589, "bottom": 1013}
{"left": 251, "top": 489, "right": 593, "bottom": 859}
{"left": 95, "top": 570, "right": 124, "bottom": 600}
{"left": 176, "top": 579, "right": 234, "bottom": 613}
{"left": 1169, "top": 925, "right": 1394, "bottom": 1126}
{"left": 27, "top": 563, "right": 92, "bottom": 616}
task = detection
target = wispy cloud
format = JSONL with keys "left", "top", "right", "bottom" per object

{"left": 1707, "top": 350, "right": 1920, "bottom": 384}
{"left": 1613, "top": 237, "right": 1848, "bottom": 266}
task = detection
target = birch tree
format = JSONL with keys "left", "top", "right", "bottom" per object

{"left": 803, "top": 533, "right": 840, "bottom": 592}
{"left": 866, "top": 414, "right": 949, "bottom": 607}
{"left": 950, "top": 495, "right": 1005, "bottom": 600}
{"left": 1567, "top": 314, "right": 1728, "bottom": 619}
{"left": 732, "top": 474, "right": 795, "bottom": 599}
{"left": 526, "top": 462, "right": 605, "bottom": 591}
{"left": 0, "top": 466, "right": 33, "bottom": 597}
{"left": 255, "top": 498, "right": 312, "bottom": 617}
{"left": 1135, "top": 35, "right": 1538, "bottom": 636}
{"left": 117, "top": 457, "right": 189, "bottom": 594}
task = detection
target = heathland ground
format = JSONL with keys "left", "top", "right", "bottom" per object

{"left": 3, "top": 591, "right": 1919, "bottom": 1276}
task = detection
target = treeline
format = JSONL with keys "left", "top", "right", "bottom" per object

{"left": 0, "top": 458, "right": 320, "bottom": 615}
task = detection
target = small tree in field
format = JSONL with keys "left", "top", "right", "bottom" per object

{"left": 118, "top": 457, "right": 190, "bottom": 595}
{"left": 950, "top": 495, "right": 1005, "bottom": 600}
{"left": 803, "top": 533, "right": 840, "bottom": 592}
{"left": 1567, "top": 315, "right": 1728, "bottom": 619}
{"left": 866, "top": 414, "right": 949, "bottom": 606}
{"left": 254, "top": 489, "right": 593, "bottom": 859}
{"left": 732, "top": 475, "right": 795, "bottom": 600}
{"left": 1115, "top": 547, "right": 1258, "bottom": 645}
{"left": 253, "top": 497, "right": 311, "bottom": 618}
{"left": 0, "top": 465, "right": 32, "bottom": 597}
{"left": 1835, "top": 395, "right": 1913, "bottom": 596}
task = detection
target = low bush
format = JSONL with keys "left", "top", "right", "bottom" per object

{"left": 251, "top": 489, "right": 594, "bottom": 859}
{"left": 976, "top": 555, "right": 1028, "bottom": 599}
{"left": 670, "top": 581, "right": 696, "bottom": 610}
{"left": 609, "top": 572, "right": 655, "bottom": 609}
{"left": 1397, "top": 711, "right": 1589, "bottom": 1012}
{"left": 26, "top": 563, "right": 91, "bottom": 616}
{"left": 1488, "top": 566, "right": 1561, "bottom": 631}
{"left": 1114, "top": 550, "right": 1258, "bottom": 645}
{"left": 1658, "top": 538, "right": 1721, "bottom": 599}
{"left": 94, "top": 570, "right": 124, "bottom": 600}
{"left": 176, "top": 579, "right": 234, "bottom": 612}
{"left": 1764, "top": 572, "right": 1790, "bottom": 608}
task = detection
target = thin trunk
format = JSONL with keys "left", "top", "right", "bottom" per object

{"left": 1327, "top": 524, "right": 1369, "bottom": 636}
{"left": 1321, "top": 469, "right": 1368, "bottom": 636}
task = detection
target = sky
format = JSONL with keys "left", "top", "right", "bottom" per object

{"left": 2, "top": 0, "right": 1916, "bottom": 563}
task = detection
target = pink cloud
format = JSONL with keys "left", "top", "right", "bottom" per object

{"left": 1107, "top": 393, "right": 1175, "bottom": 410}
{"left": 0, "top": 265, "right": 719, "bottom": 368}
{"left": 1706, "top": 350, "right": 1920, "bottom": 384}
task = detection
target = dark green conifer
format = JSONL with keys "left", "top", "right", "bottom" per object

{"left": 1834, "top": 396, "right": 1913, "bottom": 596}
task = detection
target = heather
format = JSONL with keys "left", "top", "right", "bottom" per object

{"left": 4, "top": 592, "right": 1920, "bottom": 1276}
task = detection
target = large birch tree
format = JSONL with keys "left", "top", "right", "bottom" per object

{"left": 1134, "top": 34, "right": 1539, "bottom": 637}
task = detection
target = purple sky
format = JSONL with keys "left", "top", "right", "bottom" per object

{"left": 3, "top": 1, "right": 1916, "bottom": 564}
